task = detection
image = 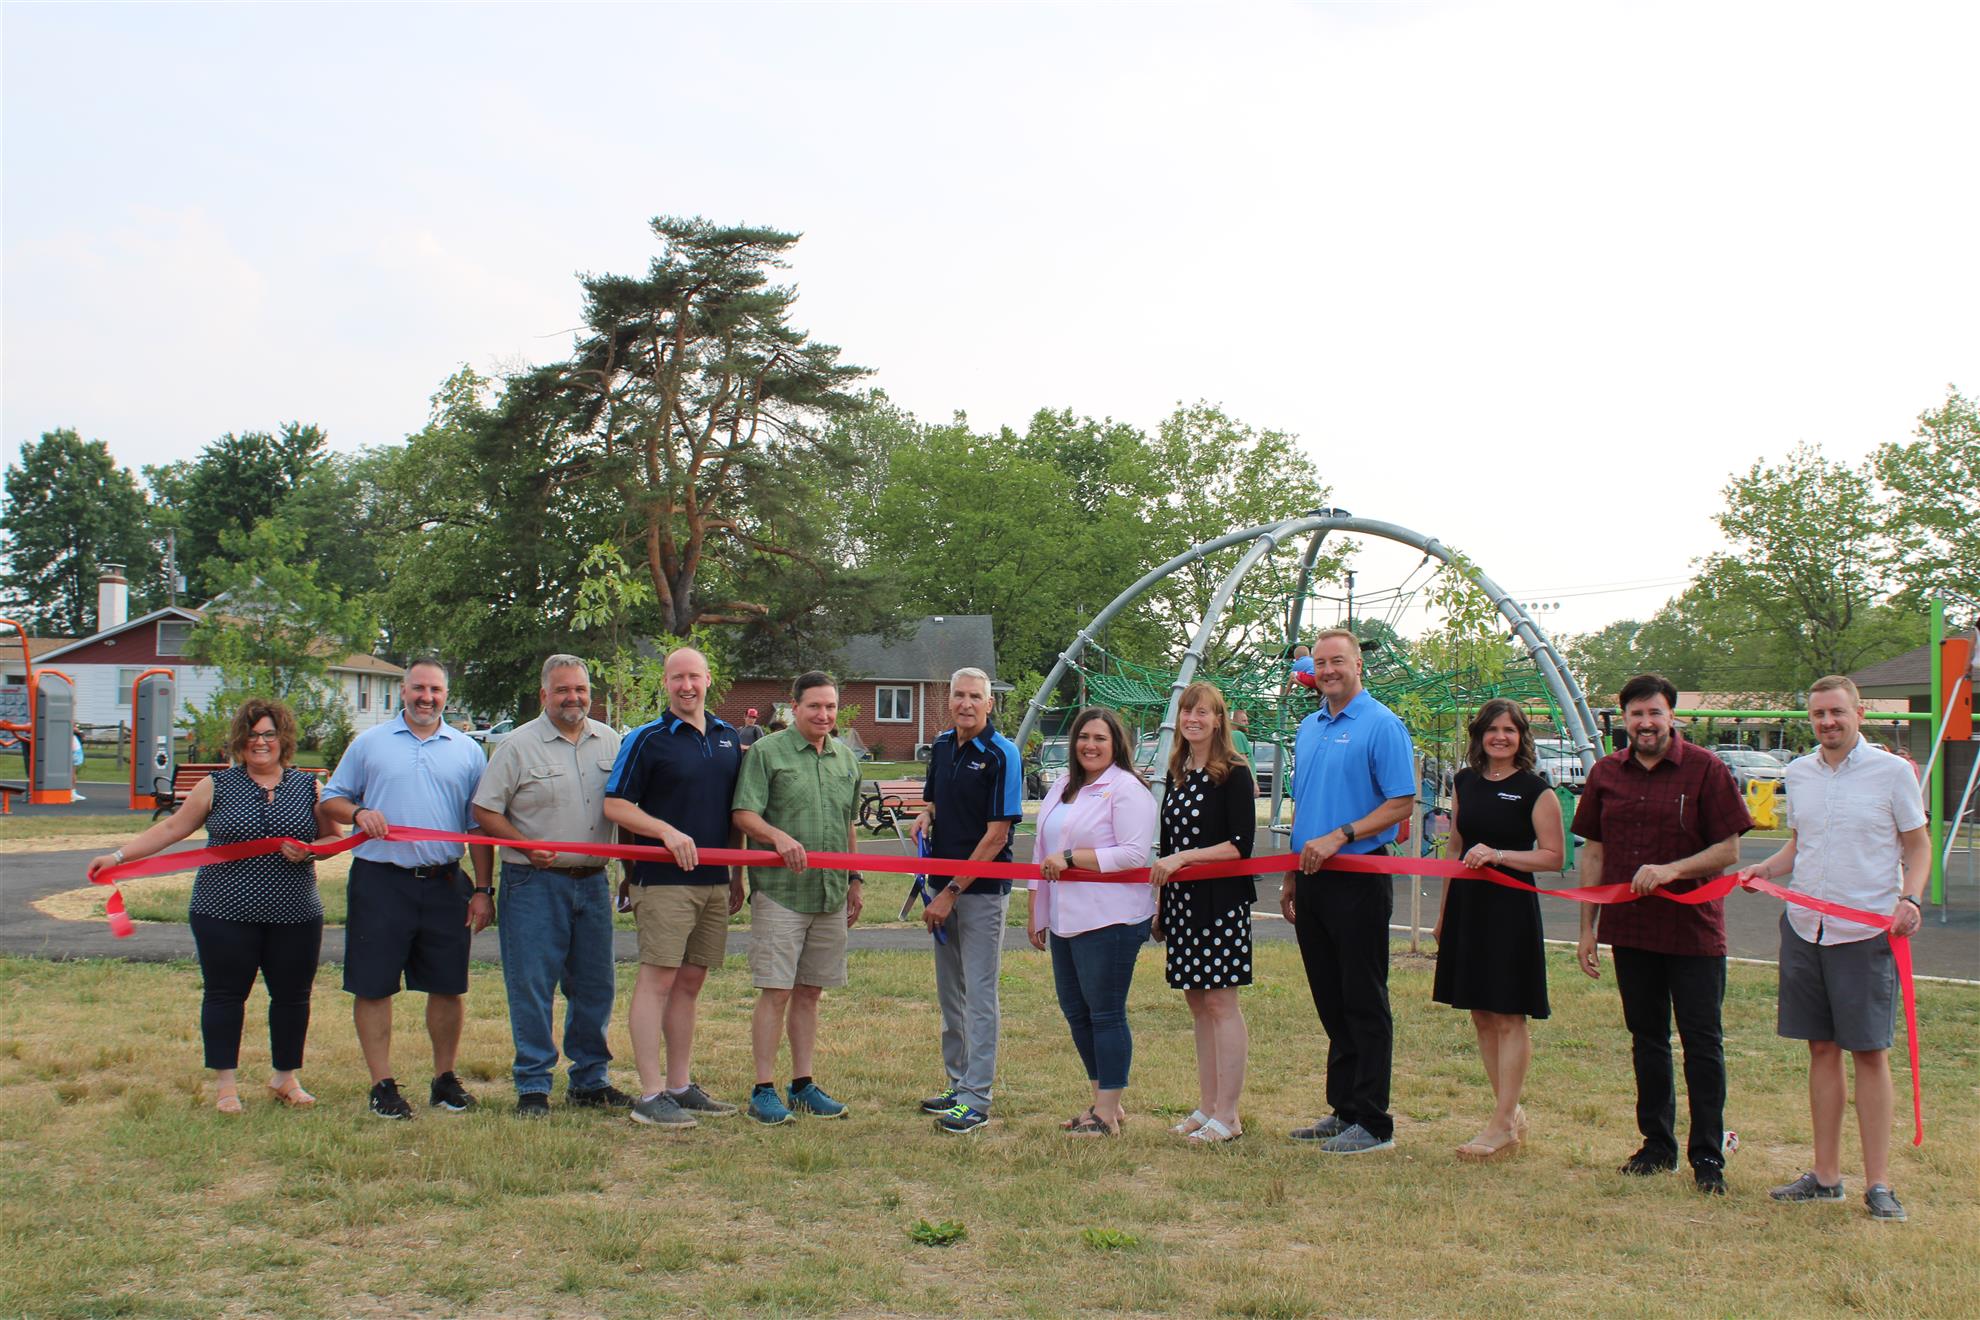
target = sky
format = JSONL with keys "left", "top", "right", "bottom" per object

{"left": 5, "top": 1, "right": 1975, "bottom": 641}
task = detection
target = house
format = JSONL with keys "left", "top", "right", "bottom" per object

{"left": 714, "top": 615, "right": 1004, "bottom": 759}
{"left": 25, "top": 567, "right": 405, "bottom": 730}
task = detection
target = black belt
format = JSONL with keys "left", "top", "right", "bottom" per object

{"left": 537, "top": 864, "right": 605, "bottom": 878}
{"left": 377, "top": 861, "right": 461, "bottom": 880}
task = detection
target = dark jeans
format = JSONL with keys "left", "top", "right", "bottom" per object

{"left": 189, "top": 911, "right": 324, "bottom": 1071}
{"left": 497, "top": 862, "right": 616, "bottom": 1095}
{"left": 1292, "top": 871, "right": 1394, "bottom": 1140}
{"left": 1612, "top": 945, "right": 1727, "bottom": 1172}
{"left": 1048, "top": 919, "right": 1150, "bottom": 1091}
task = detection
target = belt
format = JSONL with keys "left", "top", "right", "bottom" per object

{"left": 378, "top": 861, "right": 461, "bottom": 880}
{"left": 538, "top": 864, "right": 605, "bottom": 878}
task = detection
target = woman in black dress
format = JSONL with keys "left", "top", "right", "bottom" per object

{"left": 1149, "top": 682, "right": 1256, "bottom": 1144}
{"left": 1432, "top": 698, "right": 1564, "bottom": 1160}
{"left": 89, "top": 699, "right": 331, "bottom": 1113}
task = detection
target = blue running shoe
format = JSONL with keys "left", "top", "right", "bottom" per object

{"left": 748, "top": 1088, "right": 795, "bottom": 1126}
{"left": 788, "top": 1081, "right": 848, "bottom": 1118}
{"left": 936, "top": 1103, "right": 989, "bottom": 1134}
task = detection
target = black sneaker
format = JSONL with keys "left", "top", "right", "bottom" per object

{"left": 1864, "top": 1183, "right": 1907, "bottom": 1221}
{"left": 1769, "top": 1171, "right": 1844, "bottom": 1202}
{"left": 429, "top": 1071, "right": 477, "bottom": 1112}
{"left": 568, "top": 1083, "right": 634, "bottom": 1110}
{"left": 1619, "top": 1147, "right": 1678, "bottom": 1176}
{"left": 1695, "top": 1167, "right": 1728, "bottom": 1196}
{"left": 369, "top": 1078, "right": 414, "bottom": 1121}
{"left": 516, "top": 1092, "right": 550, "bottom": 1118}
{"left": 920, "top": 1086, "right": 959, "bottom": 1114}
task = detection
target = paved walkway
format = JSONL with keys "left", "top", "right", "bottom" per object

{"left": 6, "top": 835, "right": 1975, "bottom": 979}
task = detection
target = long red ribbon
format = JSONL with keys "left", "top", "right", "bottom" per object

{"left": 88, "top": 826, "right": 1926, "bottom": 1143}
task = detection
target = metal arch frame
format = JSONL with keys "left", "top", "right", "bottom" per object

{"left": 1013, "top": 515, "right": 1603, "bottom": 809}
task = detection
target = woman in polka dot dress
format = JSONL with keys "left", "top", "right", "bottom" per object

{"left": 1149, "top": 682, "right": 1258, "bottom": 1144}
{"left": 89, "top": 699, "right": 332, "bottom": 1114}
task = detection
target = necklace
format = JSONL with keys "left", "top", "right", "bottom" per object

{"left": 1482, "top": 763, "right": 1516, "bottom": 781}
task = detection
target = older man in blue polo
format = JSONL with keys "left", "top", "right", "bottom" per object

{"left": 1280, "top": 628, "right": 1416, "bottom": 1154}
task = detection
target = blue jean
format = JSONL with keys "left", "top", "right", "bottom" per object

{"left": 497, "top": 862, "right": 617, "bottom": 1095}
{"left": 1049, "top": 919, "right": 1150, "bottom": 1091}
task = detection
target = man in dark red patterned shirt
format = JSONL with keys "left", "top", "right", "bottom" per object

{"left": 1573, "top": 673, "right": 1752, "bottom": 1194}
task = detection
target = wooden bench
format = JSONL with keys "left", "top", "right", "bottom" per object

{"left": 153, "top": 763, "right": 330, "bottom": 818}
{"left": 858, "top": 778, "right": 929, "bottom": 834}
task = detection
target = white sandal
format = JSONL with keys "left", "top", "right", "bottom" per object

{"left": 1171, "top": 1109, "right": 1210, "bottom": 1136}
{"left": 1187, "top": 1117, "right": 1240, "bottom": 1144}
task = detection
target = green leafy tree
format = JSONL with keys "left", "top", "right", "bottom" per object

{"left": 147, "top": 423, "right": 330, "bottom": 599}
{"left": 1874, "top": 385, "right": 1979, "bottom": 610}
{"left": 0, "top": 428, "right": 162, "bottom": 634}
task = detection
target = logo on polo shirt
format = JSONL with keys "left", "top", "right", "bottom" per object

{"left": 718, "top": 738, "right": 734, "bottom": 748}
{"left": 967, "top": 759, "right": 986, "bottom": 770}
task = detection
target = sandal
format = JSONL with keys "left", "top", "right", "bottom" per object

{"left": 1456, "top": 1132, "right": 1521, "bottom": 1162}
{"left": 1062, "top": 1106, "right": 1099, "bottom": 1131}
{"left": 1171, "top": 1109, "right": 1210, "bottom": 1136}
{"left": 1067, "top": 1111, "right": 1122, "bottom": 1137}
{"left": 214, "top": 1084, "right": 243, "bottom": 1115}
{"left": 267, "top": 1078, "right": 317, "bottom": 1108}
{"left": 1186, "top": 1117, "right": 1241, "bottom": 1144}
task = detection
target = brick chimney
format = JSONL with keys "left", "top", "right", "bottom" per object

{"left": 97, "top": 565, "right": 129, "bottom": 631}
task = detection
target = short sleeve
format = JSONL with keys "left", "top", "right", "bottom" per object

{"left": 731, "top": 740, "right": 770, "bottom": 816}
{"left": 471, "top": 739, "right": 522, "bottom": 813}
{"left": 603, "top": 728, "right": 648, "bottom": 801}
{"left": 1695, "top": 757, "right": 1754, "bottom": 841}
{"left": 1371, "top": 716, "right": 1417, "bottom": 801}
{"left": 321, "top": 736, "right": 366, "bottom": 806}
{"left": 994, "top": 736, "right": 1022, "bottom": 822}
{"left": 1891, "top": 764, "right": 1928, "bottom": 832}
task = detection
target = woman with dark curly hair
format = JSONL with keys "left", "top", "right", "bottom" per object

{"left": 89, "top": 698, "right": 334, "bottom": 1113}
{"left": 1431, "top": 697, "right": 1565, "bottom": 1160}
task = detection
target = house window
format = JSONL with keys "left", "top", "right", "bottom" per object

{"left": 358, "top": 680, "right": 371, "bottom": 712}
{"left": 875, "top": 685, "right": 913, "bottom": 723}
{"left": 157, "top": 621, "right": 192, "bottom": 656}
{"left": 116, "top": 668, "right": 145, "bottom": 707}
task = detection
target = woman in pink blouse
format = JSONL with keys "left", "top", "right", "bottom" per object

{"left": 1029, "top": 707, "right": 1158, "bottom": 1136}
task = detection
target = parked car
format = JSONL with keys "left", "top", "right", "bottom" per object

{"left": 1766, "top": 746, "right": 1801, "bottom": 766}
{"left": 1247, "top": 742, "right": 1282, "bottom": 796}
{"left": 1028, "top": 736, "right": 1071, "bottom": 799}
{"left": 1533, "top": 738, "right": 1589, "bottom": 793}
{"left": 1714, "top": 747, "right": 1787, "bottom": 792}
{"left": 468, "top": 718, "right": 516, "bottom": 748}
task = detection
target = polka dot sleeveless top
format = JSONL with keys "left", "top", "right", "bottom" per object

{"left": 189, "top": 766, "right": 324, "bottom": 923}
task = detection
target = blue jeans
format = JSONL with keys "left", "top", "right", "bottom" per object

{"left": 497, "top": 862, "right": 617, "bottom": 1095}
{"left": 1049, "top": 919, "right": 1150, "bottom": 1091}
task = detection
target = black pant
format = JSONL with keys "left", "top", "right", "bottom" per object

{"left": 1293, "top": 871, "right": 1393, "bottom": 1140}
{"left": 1612, "top": 945, "right": 1726, "bottom": 1172}
{"left": 189, "top": 912, "right": 324, "bottom": 1072}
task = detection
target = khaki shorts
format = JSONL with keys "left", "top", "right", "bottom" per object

{"left": 748, "top": 891, "right": 849, "bottom": 989}
{"left": 632, "top": 883, "right": 731, "bottom": 969}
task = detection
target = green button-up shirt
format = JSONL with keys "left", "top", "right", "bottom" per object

{"left": 732, "top": 727, "right": 862, "bottom": 913}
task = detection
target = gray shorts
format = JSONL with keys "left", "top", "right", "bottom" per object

{"left": 1777, "top": 912, "right": 1896, "bottom": 1052}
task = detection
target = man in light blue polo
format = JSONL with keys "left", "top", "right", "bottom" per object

{"left": 321, "top": 657, "right": 493, "bottom": 1120}
{"left": 1280, "top": 628, "right": 1416, "bottom": 1154}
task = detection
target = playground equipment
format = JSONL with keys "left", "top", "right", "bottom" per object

{"left": 128, "top": 668, "right": 177, "bottom": 812}
{"left": 1014, "top": 513, "right": 1603, "bottom": 833}
{"left": 0, "top": 616, "right": 77, "bottom": 807}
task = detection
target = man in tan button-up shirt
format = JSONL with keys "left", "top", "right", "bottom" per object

{"left": 472, "top": 655, "right": 626, "bottom": 1117}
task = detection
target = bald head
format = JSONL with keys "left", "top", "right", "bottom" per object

{"left": 664, "top": 647, "right": 711, "bottom": 726}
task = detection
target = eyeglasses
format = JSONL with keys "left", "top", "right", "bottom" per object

{"left": 244, "top": 731, "right": 281, "bottom": 743}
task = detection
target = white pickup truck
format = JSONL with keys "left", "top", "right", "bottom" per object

{"left": 1534, "top": 738, "right": 1590, "bottom": 793}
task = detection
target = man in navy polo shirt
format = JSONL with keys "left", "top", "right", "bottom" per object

{"left": 1281, "top": 629, "right": 1417, "bottom": 1154}
{"left": 911, "top": 667, "right": 1023, "bottom": 1134}
{"left": 603, "top": 647, "right": 745, "bottom": 1129}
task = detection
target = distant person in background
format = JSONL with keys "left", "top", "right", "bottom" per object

{"left": 89, "top": 699, "right": 333, "bottom": 1113}
{"left": 1029, "top": 706, "right": 1157, "bottom": 1137}
{"left": 1228, "top": 708, "right": 1254, "bottom": 759}
{"left": 738, "top": 708, "right": 766, "bottom": 751}
{"left": 1738, "top": 675, "right": 1929, "bottom": 1221}
{"left": 1151, "top": 682, "right": 1257, "bottom": 1144}
{"left": 1432, "top": 698, "right": 1564, "bottom": 1161}
{"left": 71, "top": 731, "right": 86, "bottom": 800}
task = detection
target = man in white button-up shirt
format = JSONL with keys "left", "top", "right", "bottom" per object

{"left": 1738, "top": 675, "right": 1929, "bottom": 1221}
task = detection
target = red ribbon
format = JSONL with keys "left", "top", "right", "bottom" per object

{"left": 90, "top": 826, "right": 1925, "bottom": 1143}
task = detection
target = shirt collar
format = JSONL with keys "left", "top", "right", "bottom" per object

{"left": 661, "top": 710, "right": 732, "bottom": 736}
{"left": 1320, "top": 689, "right": 1373, "bottom": 721}
{"left": 532, "top": 713, "right": 599, "bottom": 743}
{"left": 392, "top": 711, "right": 460, "bottom": 741}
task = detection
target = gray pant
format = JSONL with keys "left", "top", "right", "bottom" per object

{"left": 933, "top": 890, "right": 1009, "bottom": 1111}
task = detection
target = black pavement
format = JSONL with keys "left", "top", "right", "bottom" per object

{"left": 5, "top": 832, "right": 1976, "bottom": 979}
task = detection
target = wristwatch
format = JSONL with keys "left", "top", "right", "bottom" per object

{"left": 1063, "top": 849, "right": 1076, "bottom": 867}
{"left": 1899, "top": 895, "right": 1922, "bottom": 910}
{"left": 848, "top": 872, "right": 863, "bottom": 884}
{"left": 1339, "top": 822, "right": 1357, "bottom": 844}
{"left": 472, "top": 885, "right": 494, "bottom": 897}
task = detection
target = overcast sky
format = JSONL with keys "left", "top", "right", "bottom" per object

{"left": 5, "top": 1, "right": 1975, "bottom": 639}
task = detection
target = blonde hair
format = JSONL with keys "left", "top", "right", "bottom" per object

{"left": 1808, "top": 674, "right": 1861, "bottom": 703}
{"left": 1167, "top": 682, "right": 1245, "bottom": 786}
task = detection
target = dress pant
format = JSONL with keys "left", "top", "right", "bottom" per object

{"left": 1612, "top": 945, "right": 1727, "bottom": 1171}
{"left": 1292, "top": 870, "right": 1393, "bottom": 1140}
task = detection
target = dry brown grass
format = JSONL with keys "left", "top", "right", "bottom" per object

{"left": 1, "top": 945, "right": 1976, "bottom": 1319}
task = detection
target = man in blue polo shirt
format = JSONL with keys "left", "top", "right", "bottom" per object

{"left": 911, "top": 667, "right": 1023, "bottom": 1134}
{"left": 603, "top": 647, "right": 745, "bottom": 1129}
{"left": 1281, "top": 629, "right": 1416, "bottom": 1154}
{"left": 321, "top": 657, "right": 493, "bottom": 1121}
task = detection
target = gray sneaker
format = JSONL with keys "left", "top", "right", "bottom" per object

{"left": 1770, "top": 1171, "right": 1844, "bottom": 1202}
{"left": 1864, "top": 1183, "right": 1907, "bottom": 1221}
{"left": 1289, "top": 1114, "right": 1348, "bottom": 1142}
{"left": 1318, "top": 1123, "right": 1395, "bottom": 1155}
{"left": 672, "top": 1082, "right": 738, "bottom": 1116}
{"left": 629, "top": 1092, "right": 697, "bottom": 1129}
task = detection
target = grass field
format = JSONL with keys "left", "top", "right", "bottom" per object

{"left": 1, "top": 946, "right": 1975, "bottom": 1319}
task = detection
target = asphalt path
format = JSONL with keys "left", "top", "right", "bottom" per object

{"left": 5, "top": 831, "right": 1975, "bottom": 979}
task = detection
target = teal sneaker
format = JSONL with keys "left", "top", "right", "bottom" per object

{"left": 748, "top": 1088, "right": 794, "bottom": 1126}
{"left": 788, "top": 1081, "right": 848, "bottom": 1118}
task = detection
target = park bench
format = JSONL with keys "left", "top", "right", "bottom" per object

{"left": 858, "top": 778, "right": 929, "bottom": 834}
{"left": 152, "top": 763, "right": 329, "bottom": 819}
